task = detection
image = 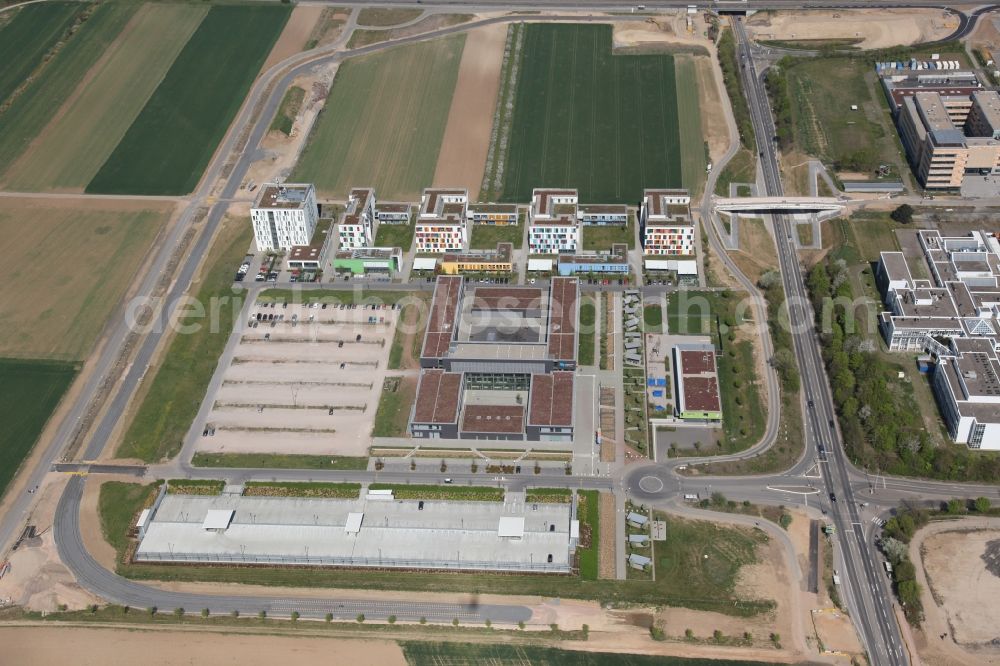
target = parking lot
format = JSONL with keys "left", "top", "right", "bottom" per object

{"left": 194, "top": 299, "right": 400, "bottom": 457}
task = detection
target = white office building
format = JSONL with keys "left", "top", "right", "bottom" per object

{"left": 339, "top": 187, "right": 377, "bottom": 249}
{"left": 251, "top": 183, "right": 319, "bottom": 252}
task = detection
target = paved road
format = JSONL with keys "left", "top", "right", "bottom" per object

{"left": 729, "top": 16, "right": 907, "bottom": 666}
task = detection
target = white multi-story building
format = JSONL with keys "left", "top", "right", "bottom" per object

{"left": 933, "top": 338, "right": 1000, "bottom": 450}
{"left": 339, "top": 187, "right": 377, "bottom": 249}
{"left": 529, "top": 188, "right": 580, "bottom": 254}
{"left": 640, "top": 189, "right": 694, "bottom": 256}
{"left": 415, "top": 188, "right": 468, "bottom": 253}
{"left": 250, "top": 183, "right": 318, "bottom": 252}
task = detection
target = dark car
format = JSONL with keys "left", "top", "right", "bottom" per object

{"left": 829, "top": 492, "right": 837, "bottom": 503}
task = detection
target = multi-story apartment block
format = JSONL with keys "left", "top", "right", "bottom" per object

{"left": 529, "top": 188, "right": 580, "bottom": 254}
{"left": 440, "top": 243, "right": 513, "bottom": 275}
{"left": 250, "top": 183, "right": 318, "bottom": 252}
{"left": 415, "top": 188, "right": 468, "bottom": 253}
{"left": 640, "top": 189, "right": 695, "bottom": 256}
{"left": 339, "top": 187, "right": 377, "bottom": 249}
{"left": 467, "top": 203, "right": 518, "bottom": 226}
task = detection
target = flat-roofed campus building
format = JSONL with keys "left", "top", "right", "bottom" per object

{"left": 578, "top": 204, "right": 628, "bottom": 226}
{"left": 876, "top": 229, "right": 1000, "bottom": 448}
{"left": 440, "top": 242, "right": 513, "bottom": 275}
{"left": 415, "top": 188, "right": 469, "bottom": 253}
{"left": 556, "top": 244, "right": 629, "bottom": 276}
{"left": 331, "top": 246, "right": 402, "bottom": 276}
{"left": 410, "top": 276, "right": 579, "bottom": 441}
{"left": 528, "top": 188, "right": 580, "bottom": 254}
{"left": 895, "top": 90, "right": 1000, "bottom": 189}
{"left": 339, "top": 187, "right": 377, "bottom": 249}
{"left": 672, "top": 342, "right": 722, "bottom": 421}
{"left": 286, "top": 218, "right": 334, "bottom": 271}
{"left": 251, "top": 183, "right": 319, "bottom": 251}
{"left": 640, "top": 189, "right": 695, "bottom": 256}
{"left": 375, "top": 202, "right": 411, "bottom": 225}
{"left": 135, "top": 492, "right": 578, "bottom": 573}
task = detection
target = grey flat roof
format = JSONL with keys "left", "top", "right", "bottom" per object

{"left": 138, "top": 495, "right": 573, "bottom": 572}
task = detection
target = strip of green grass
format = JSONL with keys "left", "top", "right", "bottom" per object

{"left": 243, "top": 481, "right": 361, "bottom": 499}
{"left": 501, "top": 24, "right": 681, "bottom": 204}
{"left": 100, "top": 481, "right": 160, "bottom": 555}
{"left": 0, "top": 4, "right": 137, "bottom": 176}
{"left": 577, "top": 297, "right": 596, "bottom": 366}
{"left": 368, "top": 484, "right": 503, "bottom": 501}
{"left": 191, "top": 452, "right": 368, "bottom": 470}
{"left": 372, "top": 378, "right": 416, "bottom": 437}
{"left": 0, "top": 358, "right": 76, "bottom": 498}
{"left": 117, "top": 222, "right": 252, "bottom": 462}
{"left": 525, "top": 488, "right": 572, "bottom": 503}
{"left": 87, "top": 5, "right": 290, "bottom": 195}
{"left": 577, "top": 490, "right": 600, "bottom": 580}
{"left": 166, "top": 479, "right": 224, "bottom": 495}
{"left": 356, "top": 7, "right": 422, "bottom": 26}
{"left": 402, "top": 643, "right": 778, "bottom": 666}
{"left": 269, "top": 86, "right": 305, "bottom": 136}
{"left": 256, "top": 289, "right": 416, "bottom": 305}
{"left": 0, "top": 2, "right": 82, "bottom": 105}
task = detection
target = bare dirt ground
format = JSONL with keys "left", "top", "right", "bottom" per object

{"left": 0, "top": 626, "right": 406, "bottom": 666}
{"left": 732, "top": 217, "right": 778, "bottom": 285}
{"left": 261, "top": 4, "right": 325, "bottom": 73}
{"left": 432, "top": 23, "right": 506, "bottom": 196}
{"left": 971, "top": 15, "right": 1000, "bottom": 52}
{"left": 746, "top": 9, "right": 958, "bottom": 49}
{"left": 0, "top": 476, "right": 100, "bottom": 611}
{"left": 598, "top": 492, "right": 616, "bottom": 579}
{"left": 194, "top": 302, "right": 400, "bottom": 457}
{"left": 245, "top": 64, "right": 338, "bottom": 194}
{"left": 914, "top": 519, "right": 1000, "bottom": 665}
{"left": 694, "top": 55, "right": 729, "bottom": 166}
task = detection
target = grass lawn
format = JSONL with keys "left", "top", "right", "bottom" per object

{"left": 293, "top": 35, "right": 465, "bottom": 200}
{"left": 356, "top": 7, "right": 422, "bottom": 26}
{"left": 577, "top": 490, "right": 600, "bottom": 580}
{"left": 99, "top": 481, "right": 160, "bottom": 555}
{"left": 0, "top": 3, "right": 137, "bottom": 183}
{"left": 368, "top": 484, "right": 503, "bottom": 501}
{"left": 675, "top": 54, "right": 708, "bottom": 193}
{"left": 577, "top": 296, "right": 596, "bottom": 366}
{"left": 781, "top": 55, "right": 907, "bottom": 177}
{"left": 0, "top": 359, "right": 76, "bottom": 498}
{"left": 116, "top": 218, "right": 251, "bottom": 462}
{"left": 86, "top": 5, "right": 290, "bottom": 195}
{"left": 0, "top": 199, "right": 170, "bottom": 360}
{"left": 524, "top": 488, "right": 572, "bottom": 503}
{"left": 797, "top": 223, "right": 814, "bottom": 246}
{"left": 6, "top": 4, "right": 207, "bottom": 191}
{"left": 469, "top": 222, "right": 524, "bottom": 250}
{"left": 714, "top": 148, "right": 756, "bottom": 197}
{"left": 837, "top": 210, "right": 900, "bottom": 263}
{"left": 256, "top": 289, "right": 417, "bottom": 305}
{"left": 581, "top": 217, "right": 635, "bottom": 251}
{"left": 643, "top": 303, "right": 663, "bottom": 333}
{"left": 402, "top": 643, "right": 777, "bottom": 666}
{"left": 0, "top": 2, "right": 82, "bottom": 106}
{"left": 501, "top": 24, "right": 682, "bottom": 204}
{"left": 372, "top": 376, "right": 416, "bottom": 437}
{"left": 166, "top": 479, "right": 224, "bottom": 495}
{"left": 374, "top": 221, "right": 415, "bottom": 250}
{"left": 269, "top": 85, "right": 306, "bottom": 136}
{"left": 388, "top": 291, "right": 431, "bottom": 369}
{"left": 191, "top": 452, "right": 368, "bottom": 470}
{"left": 243, "top": 481, "right": 361, "bottom": 499}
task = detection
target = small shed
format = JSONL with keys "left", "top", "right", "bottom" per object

{"left": 412, "top": 257, "right": 438, "bottom": 271}
{"left": 626, "top": 512, "right": 648, "bottom": 528}
{"left": 498, "top": 516, "right": 525, "bottom": 540}
{"left": 344, "top": 512, "right": 364, "bottom": 534}
{"left": 628, "top": 553, "right": 652, "bottom": 570}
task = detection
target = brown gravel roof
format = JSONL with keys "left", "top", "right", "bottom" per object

{"left": 529, "top": 372, "right": 574, "bottom": 426}
{"left": 680, "top": 350, "right": 716, "bottom": 375}
{"left": 473, "top": 287, "right": 542, "bottom": 311}
{"left": 682, "top": 376, "right": 721, "bottom": 413}
{"left": 547, "top": 278, "right": 578, "bottom": 361}
{"left": 461, "top": 404, "right": 525, "bottom": 434}
{"left": 421, "top": 276, "right": 463, "bottom": 359}
{"left": 412, "top": 370, "right": 462, "bottom": 424}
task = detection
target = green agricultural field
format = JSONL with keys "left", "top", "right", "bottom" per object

{"left": 0, "top": 3, "right": 137, "bottom": 179}
{"left": 0, "top": 3, "right": 82, "bottom": 106}
{"left": 86, "top": 5, "right": 290, "bottom": 195}
{"left": 6, "top": 4, "right": 207, "bottom": 191}
{"left": 117, "top": 219, "right": 251, "bottom": 462}
{"left": 0, "top": 199, "right": 170, "bottom": 360}
{"left": 292, "top": 35, "right": 465, "bottom": 200}
{"left": 0, "top": 359, "right": 77, "bottom": 498}
{"left": 675, "top": 54, "right": 708, "bottom": 193}
{"left": 500, "top": 24, "right": 682, "bottom": 204}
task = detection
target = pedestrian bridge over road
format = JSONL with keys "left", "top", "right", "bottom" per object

{"left": 714, "top": 197, "right": 846, "bottom": 213}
